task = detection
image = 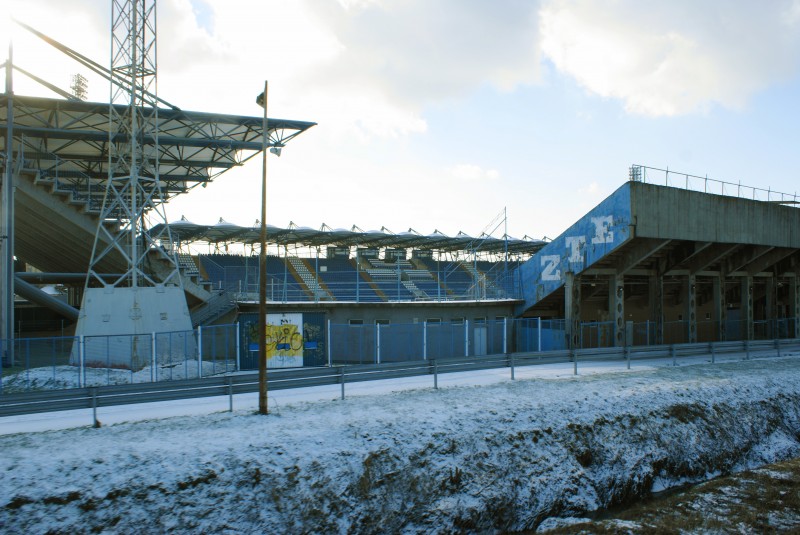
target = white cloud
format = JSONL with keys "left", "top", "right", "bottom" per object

{"left": 8, "top": 0, "right": 108, "bottom": 101}
{"left": 298, "top": 0, "right": 543, "bottom": 132}
{"left": 448, "top": 164, "right": 500, "bottom": 182}
{"left": 578, "top": 181, "right": 599, "bottom": 196}
{"left": 540, "top": 0, "right": 800, "bottom": 116}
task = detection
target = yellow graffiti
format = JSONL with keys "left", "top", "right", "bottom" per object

{"left": 265, "top": 323, "right": 303, "bottom": 359}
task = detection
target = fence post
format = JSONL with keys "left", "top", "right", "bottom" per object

{"left": 151, "top": 332, "right": 157, "bottom": 383}
{"left": 538, "top": 317, "right": 542, "bottom": 352}
{"left": 235, "top": 322, "right": 241, "bottom": 371}
{"left": 327, "top": 319, "right": 332, "bottom": 367}
{"left": 503, "top": 317, "right": 508, "bottom": 354}
{"left": 464, "top": 319, "right": 469, "bottom": 357}
{"left": 227, "top": 375, "right": 233, "bottom": 412}
{"left": 91, "top": 387, "right": 99, "bottom": 428}
{"left": 573, "top": 349, "right": 578, "bottom": 375}
{"left": 196, "top": 325, "right": 204, "bottom": 378}
{"left": 79, "top": 335, "right": 85, "bottom": 388}
{"left": 376, "top": 323, "right": 381, "bottom": 365}
{"left": 432, "top": 359, "right": 438, "bottom": 390}
{"left": 423, "top": 320, "right": 427, "bottom": 360}
{"left": 339, "top": 366, "right": 345, "bottom": 400}
{"left": 510, "top": 352, "right": 515, "bottom": 380}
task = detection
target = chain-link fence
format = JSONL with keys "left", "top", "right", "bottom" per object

{"left": 0, "top": 324, "right": 240, "bottom": 393}
{"left": 2, "top": 317, "right": 798, "bottom": 393}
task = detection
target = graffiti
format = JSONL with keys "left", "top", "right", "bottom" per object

{"left": 266, "top": 324, "right": 303, "bottom": 356}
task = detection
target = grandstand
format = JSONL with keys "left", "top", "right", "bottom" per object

{"left": 2, "top": 19, "right": 799, "bottom": 372}
{"left": 181, "top": 223, "right": 539, "bottom": 305}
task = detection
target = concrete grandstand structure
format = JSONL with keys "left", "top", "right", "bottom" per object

{"left": 2, "top": 23, "right": 799, "bottom": 372}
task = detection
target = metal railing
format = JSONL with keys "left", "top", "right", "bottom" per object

{"left": 629, "top": 164, "right": 798, "bottom": 205}
{"left": 210, "top": 264, "right": 522, "bottom": 303}
{"left": 1, "top": 337, "right": 798, "bottom": 422}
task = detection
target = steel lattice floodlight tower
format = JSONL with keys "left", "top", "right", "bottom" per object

{"left": 73, "top": 0, "right": 193, "bottom": 369}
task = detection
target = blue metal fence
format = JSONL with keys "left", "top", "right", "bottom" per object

{"left": 1, "top": 317, "right": 797, "bottom": 393}
{"left": 0, "top": 324, "right": 240, "bottom": 393}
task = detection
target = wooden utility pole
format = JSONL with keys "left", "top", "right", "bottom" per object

{"left": 257, "top": 80, "right": 269, "bottom": 415}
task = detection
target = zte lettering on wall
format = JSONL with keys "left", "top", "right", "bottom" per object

{"left": 540, "top": 215, "right": 615, "bottom": 282}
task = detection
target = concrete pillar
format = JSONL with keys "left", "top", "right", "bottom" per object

{"left": 610, "top": 274, "right": 625, "bottom": 347}
{"left": 686, "top": 274, "right": 697, "bottom": 344}
{"left": 2, "top": 63, "right": 14, "bottom": 358}
{"left": 713, "top": 275, "right": 727, "bottom": 342}
{"left": 791, "top": 276, "right": 800, "bottom": 339}
{"left": 649, "top": 274, "right": 664, "bottom": 345}
{"left": 765, "top": 277, "right": 775, "bottom": 338}
{"left": 741, "top": 276, "right": 754, "bottom": 340}
{"left": 564, "top": 272, "right": 581, "bottom": 349}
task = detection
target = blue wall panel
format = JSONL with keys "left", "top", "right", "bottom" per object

{"left": 517, "top": 183, "right": 634, "bottom": 314}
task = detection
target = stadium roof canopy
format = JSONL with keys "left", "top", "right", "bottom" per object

{"left": 1, "top": 94, "right": 316, "bottom": 212}
{"left": 158, "top": 219, "right": 548, "bottom": 255}
{"left": 1, "top": 20, "right": 316, "bottom": 212}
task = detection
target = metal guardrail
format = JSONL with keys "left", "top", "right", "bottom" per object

{"left": 1, "top": 338, "right": 798, "bottom": 422}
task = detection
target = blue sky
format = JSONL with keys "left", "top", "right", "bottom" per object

{"left": 6, "top": 0, "right": 800, "bottom": 241}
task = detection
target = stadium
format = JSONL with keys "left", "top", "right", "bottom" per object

{"left": 1, "top": 12, "right": 799, "bottom": 384}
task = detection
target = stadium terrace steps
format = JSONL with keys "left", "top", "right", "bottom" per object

{"left": 288, "top": 257, "right": 333, "bottom": 300}
{"left": 16, "top": 168, "right": 211, "bottom": 308}
{"left": 192, "top": 252, "right": 524, "bottom": 303}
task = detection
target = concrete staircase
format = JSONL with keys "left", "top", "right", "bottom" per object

{"left": 288, "top": 257, "right": 332, "bottom": 300}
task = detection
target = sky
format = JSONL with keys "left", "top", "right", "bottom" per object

{"left": 4, "top": 0, "right": 800, "bottom": 242}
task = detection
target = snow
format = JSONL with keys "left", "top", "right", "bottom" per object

{"left": 1, "top": 349, "right": 800, "bottom": 533}
{"left": 1, "top": 361, "right": 234, "bottom": 393}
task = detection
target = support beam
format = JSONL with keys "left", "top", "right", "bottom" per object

{"left": 615, "top": 238, "right": 670, "bottom": 275}
{"left": 682, "top": 243, "right": 741, "bottom": 275}
{"left": 726, "top": 245, "right": 773, "bottom": 275}
{"left": 765, "top": 277, "right": 775, "bottom": 337}
{"left": 745, "top": 248, "right": 797, "bottom": 277}
{"left": 610, "top": 273, "right": 625, "bottom": 347}
{"left": 649, "top": 273, "right": 664, "bottom": 345}
{"left": 742, "top": 276, "right": 754, "bottom": 340}
{"left": 686, "top": 274, "right": 697, "bottom": 343}
{"left": 661, "top": 241, "right": 700, "bottom": 275}
{"left": 791, "top": 275, "right": 800, "bottom": 339}
{"left": 564, "top": 272, "right": 581, "bottom": 350}
{"left": 713, "top": 275, "right": 727, "bottom": 342}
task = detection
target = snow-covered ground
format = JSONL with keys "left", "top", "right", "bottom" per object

{"left": 1, "top": 350, "right": 800, "bottom": 533}
{"left": 0, "top": 359, "right": 235, "bottom": 394}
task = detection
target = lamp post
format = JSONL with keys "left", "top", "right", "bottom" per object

{"left": 256, "top": 81, "right": 268, "bottom": 415}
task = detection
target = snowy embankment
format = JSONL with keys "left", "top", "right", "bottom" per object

{"left": 2, "top": 353, "right": 800, "bottom": 534}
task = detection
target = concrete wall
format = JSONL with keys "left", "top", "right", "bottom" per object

{"left": 631, "top": 182, "right": 800, "bottom": 247}
{"left": 241, "top": 300, "right": 519, "bottom": 326}
{"left": 517, "top": 182, "right": 634, "bottom": 313}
